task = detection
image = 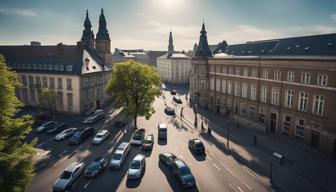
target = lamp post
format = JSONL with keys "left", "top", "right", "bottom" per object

{"left": 226, "top": 107, "right": 231, "bottom": 149}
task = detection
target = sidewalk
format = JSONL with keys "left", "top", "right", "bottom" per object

{"left": 181, "top": 103, "right": 336, "bottom": 192}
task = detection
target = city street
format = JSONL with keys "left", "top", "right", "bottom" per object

{"left": 25, "top": 85, "right": 271, "bottom": 192}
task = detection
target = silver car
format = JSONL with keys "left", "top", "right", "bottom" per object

{"left": 36, "top": 121, "right": 57, "bottom": 132}
{"left": 109, "top": 142, "right": 130, "bottom": 169}
{"left": 55, "top": 128, "right": 78, "bottom": 141}
{"left": 92, "top": 129, "right": 110, "bottom": 144}
{"left": 127, "top": 154, "right": 146, "bottom": 179}
{"left": 52, "top": 162, "right": 84, "bottom": 191}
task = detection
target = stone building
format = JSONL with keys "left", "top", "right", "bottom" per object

{"left": 190, "top": 22, "right": 336, "bottom": 158}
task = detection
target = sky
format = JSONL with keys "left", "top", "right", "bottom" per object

{"left": 0, "top": 0, "right": 335, "bottom": 51}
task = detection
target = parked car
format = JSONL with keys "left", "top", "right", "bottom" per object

{"left": 171, "top": 160, "right": 196, "bottom": 188}
{"left": 114, "top": 120, "right": 126, "bottom": 128}
{"left": 47, "top": 122, "right": 67, "bottom": 135}
{"left": 68, "top": 127, "right": 95, "bottom": 145}
{"left": 188, "top": 139, "right": 205, "bottom": 155}
{"left": 142, "top": 134, "right": 154, "bottom": 150}
{"left": 109, "top": 142, "right": 131, "bottom": 169}
{"left": 55, "top": 128, "right": 78, "bottom": 141}
{"left": 84, "top": 157, "right": 107, "bottom": 178}
{"left": 92, "top": 129, "right": 110, "bottom": 144}
{"left": 158, "top": 122, "right": 167, "bottom": 140}
{"left": 127, "top": 154, "right": 146, "bottom": 179}
{"left": 159, "top": 152, "right": 178, "bottom": 168}
{"left": 164, "top": 107, "right": 175, "bottom": 115}
{"left": 82, "top": 113, "right": 104, "bottom": 124}
{"left": 36, "top": 121, "right": 57, "bottom": 132}
{"left": 170, "top": 90, "right": 177, "bottom": 95}
{"left": 131, "top": 129, "right": 145, "bottom": 145}
{"left": 52, "top": 162, "right": 85, "bottom": 192}
{"left": 89, "top": 109, "right": 104, "bottom": 116}
{"left": 173, "top": 96, "right": 182, "bottom": 104}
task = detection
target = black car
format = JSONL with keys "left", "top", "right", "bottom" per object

{"left": 159, "top": 153, "right": 178, "bottom": 168}
{"left": 47, "top": 122, "right": 67, "bottom": 135}
{"left": 84, "top": 157, "right": 107, "bottom": 178}
{"left": 68, "top": 127, "right": 95, "bottom": 145}
{"left": 172, "top": 160, "right": 196, "bottom": 188}
{"left": 170, "top": 90, "right": 177, "bottom": 95}
{"left": 188, "top": 139, "right": 205, "bottom": 155}
{"left": 115, "top": 120, "right": 126, "bottom": 128}
{"left": 173, "top": 96, "right": 182, "bottom": 104}
{"left": 164, "top": 107, "right": 175, "bottom": 115}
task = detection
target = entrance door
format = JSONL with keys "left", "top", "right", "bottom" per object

{"left": 311, "top": 131, "right": 320, "bottom": 148}
{"left": 270, "top": 113, "right": 277, "bottom": 133}
{"left": 96, "top": 100, "right": 100, "bottom": 109}
{"left": 216, "top": 105, "right": 220, "bottom": 114}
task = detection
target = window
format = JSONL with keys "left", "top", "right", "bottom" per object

{"left": 287, "top": 71, "right": 294, "bottom": 81}
{"left": 300, "top": 72, "right": 310, "bottom": 84}
{"left": 227, "top": 80, "right": 233, "bottom": 94}
{"left": 200, "top": 66, "right": 206, "bottom": 75}
{"left": 274, "top": 71, "right": 281, "bottom": 80}
{"left": 21, "top": 75, "right": 27, "bottom": 86}
{"left": 200, "top": 80, "right": 205, "bottom": 91}
{"left": 228, "top": 67, "right": 233, "bottom": 75}
{"left": 222, "top": 66, "right": 227, "bottom": 74}
{"left": 27, "top": 64, "right": 32, "bottom": 69}
{"left": 49, "top": 77, "right": 55, "bottom": 89}
{"left": 283, "top": 115, "right": 291, "bottom": 134}
{"left": 58, "top": 78, "right": 62, "bottom": 89}
{"left": 210, "top": 78, "right": 215, "bottom": 91}
{"left": 262, "top": 68, "right": 268, "bottom": 78}
{"left": 66, "top": 79, "right": 72, "bottom": 90}
{"left": 67, "top": 93, "right": 73, "bottom": 112}
{"left": 42, "top": 77, "right": 48, "bottom": 88}
{"left": 285, "top": 90, "right": 294, "bottom": 108}
{"left": 28, "top": 76, "right": 34, "bottom": 88}
{"left": 295, "top": 119, "right": 305, "bottom": 138}
{"left": 251, "top": 68, "right": 257, "bottom": 77}
{"left": 221, "top": 79, "right": 226, "bottom": 93}
{"left": 54, "top": 64, "right": 59, "bottom": 70}
{"left": 48, "top": 64, "right": 53, "bottom": 70}
{"left": 235, "top": 67, "right": 241, "bottom": 76}
{"left": 312, "top": 95, "right": 324, "bottom": 116}
{"left": 242, "top": 82, "right": 248, "bottom": 98}
{"left": 59, "top": 65, "right": 64, "bottom": 71}
{"left": 243, "top": 68, "right": 248, "bottom": 76}
{"left": 35, "top": 76, "right": 41, "bottom": 88}
{"left": 317, "top": 74, "right": 327, "bottom": 86}
{"left": 193, "top": 79, "right": 198, "bottom": 91}
{"left": 216, "top": 79, "right": 221, "bottom": 92}
{"left": 250, "top": 83, "right": 256, "bottom": 100}
{"left": 271, "top": 87, "right": 280, "bottom": 105}
{"left": 241, "top": 103, "right": 248, "bottom": 115}
{"left": 234, "top": 82, "right": 241, "bottom": 96}
{"left": 298, "top": 92, "right": 308, "bottom": 112}
{"left": 260, "top": 85, "right": 267, "bottom": 103}
{"left": 210, "top": 65, "right": 215, "bottom": 72}
{"left": 249, "top": 105, "right": 256, "bottom": 118}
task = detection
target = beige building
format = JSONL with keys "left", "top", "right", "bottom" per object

{"left": 0, "top": 9, "right": 113, "bottom": 114}
{"left": 190, "top": 22, "right": 336, "bottom": 158}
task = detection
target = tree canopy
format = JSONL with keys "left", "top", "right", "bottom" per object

{"left": 106, "top": 60, "right": 161, "bottom": 128}
{"left": 0, "top": 55, "right": 36, "bottom": 192}
{"left": 38, "top": 87, "right": 56, "bottom": 115}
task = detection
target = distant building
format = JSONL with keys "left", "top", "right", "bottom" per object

{"left": 112, "top": 48, "right": 166, "bottom": 67}
{"left": 157, "top": 31, "right": 191, "bottom": 84}
{"left": 0, "top": 9, "right": 113, "bottom": 114}
{"left": 190, "top": 22, "right": 336, "bottom": 158}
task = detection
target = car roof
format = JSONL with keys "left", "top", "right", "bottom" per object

{"left": 145, "top": 135, "right": 153, "bottom": 140}
{"left": 193, "top": 139, "right": 201, "bottom": 143}
{"left": 114, "top": 149, "right": 124, "bottom": 154}
{"left": 134, "top": 154, "right": 145, "bottom": 161}
{"left": 162, "top": 152, "right": 174, "bottom": 157}
{"left": 117, "top": 142, "right": 129, "bottom": 150}
{"left": 65, "top": 162, "right": 81, "bottom": 172}
{"left": 97, "top": 129, "right": 108, "bottom": 135}
{"left": 158, "top": 123, "right": 167, "bottom": 128}
{"left": 174, "top": 159, "right": 187, "bottom": 168}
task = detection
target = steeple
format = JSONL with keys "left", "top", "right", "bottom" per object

{"left": 195, "top": 21, "right": 212, "bottom": 58}
{"left": 96, "top": 8, "right": 110, "bottom": 40}
{"left": 168, "top": 31, "right": 174, "bottom": 57}
{"left": 81, "top": 9, "right": 94, "bottom": 49}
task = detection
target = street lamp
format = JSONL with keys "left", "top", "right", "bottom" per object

{"left": 226, "top": 107, "right": 231, "bottom": 149}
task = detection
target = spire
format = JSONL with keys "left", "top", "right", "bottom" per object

{"left": 96, "top": 8, "right": 110, "bottom": 40}
{"left": 195, "top": 21, "right": 212, "bottom": 58}
{"left": 168, "top": 31, "right": 174, "bottom": 55}
{"left": 81, "top": 9, "right": 94, "bottom": 48}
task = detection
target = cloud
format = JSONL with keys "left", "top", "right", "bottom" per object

{"left": 0, "top": 7, "right": 37, "bottom": 17}
{"left": 330, "top": 14, "right": 336, "bottom": 20}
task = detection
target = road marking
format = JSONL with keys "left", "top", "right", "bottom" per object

{"left": 52, "top": 155, "right": 70, "bottom": 167}
{"left": 179, "top": 154, "right": 184, "bottom": 159}
{"left": 83, "top": 179, "right": 93, "bottom": 189}
{"left": 212, "top": 163, "right": 221, "bottom": 171}
{"left": 237, "top": 186, "right": 244, "bottom": 192}
{"left": 207, "top": 156, "right": 212, "bottom": 161}
{"left": 36, "top": 150, "right": 50, "bottom": 157}
{"left": 220, "top": 162, "right": 252, "bottom": 190}
{"left": 242, "top": 166, "right": 257, "bottom": 179}
{"left": 228, "top": 182, "right": 235, "bottom": 191}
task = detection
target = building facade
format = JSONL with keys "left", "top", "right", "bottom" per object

{"left": 190, "top": 23, "right": 336, "bottom": 158}
{"left": 157, "top": 31, "right": 191, "bottom": 84}
{"left": 0, "top": 9, "right": 113, "bottom": 114}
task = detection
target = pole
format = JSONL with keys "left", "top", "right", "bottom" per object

{"left": 227, "top": 119, "right": 230, "bottom": 149}
{"left": 270, "top": 163, "right": 273, "bottom": 183}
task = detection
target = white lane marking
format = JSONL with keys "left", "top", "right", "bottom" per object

{"left": 220, "top": 162, "right": 252, "bottom": 190}
{"left": 242, "top": 166, "right": 257, "bottom": 179}
{"left": 83, "top": 179, "right": 93, "bottom": 189}
{"left": 228, "top": 182, "right": 235, "bottom": 191}
{"left": 52, "top": 155, "right": 70, "bottom": 167}
{"left": 179, "top": 155, "right": 184, "bottom": 159}
{"left": 212, "top": 163, "right": 221, "bottom": 171}
{"left": 36, "top": 150, "right": 50, "bottom": 157}
{"left": 237, "top": 186, "right": 244, "bottom": 192}
{"left": 207, "top": 156, "right": 212, "bottom": 161}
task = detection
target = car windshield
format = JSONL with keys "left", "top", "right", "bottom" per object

{"left": 96, "top": 134, "right": 103, "bottom": 138}
{"left": 60, "top": 171, "right": 72, "bottom": 179}
{"left": 87, "top": 162, "right": 100, "bottom": 171}
{"left": 130, "top": 160, "right": 141, "bottom": 169}
{"left": 73, "top": 131, "right": 81, "bottom": 138}
{"left": 144, "top": 140, "right": 152, "bottom": 144}
{"left": 195, "top": 142, "right": 204, "bottom": 148}
{"left": 133, "top": 134, "right": 142, "bottom": 140}
{"left": 43, "top": 122, "right": 53, "bottom": 126}
{"left": 112, "top": 153, "right": 122, "bottom": 160}
{"left": 179, "top": 166, "right": 191, "bottom": 176}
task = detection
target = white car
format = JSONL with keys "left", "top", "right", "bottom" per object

{"left": 36, "top": 121, "right": 57, "bottom": 132}
{"left": 131, "top": 129, "right": 145, "bottom": 145}
{"left": 82, "top": 113, "right": 104, "bottom": 124}
{"left": 55, "top": 128, "right": 78, "bottom": 141}
{"left": 92, "top": 129, "right": 110, "bottom": 144}
{"left": 127, "top": 154, "right": 146, "bottom": 179}
{"left": 109, "top": 142, "right": 131, "bottom": 169}
{"left": 52, "top": 162, "right": 85, "bottom": 192}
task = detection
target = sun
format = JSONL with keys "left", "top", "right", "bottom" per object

{"left": 159, "top": 0, "right": 178, "bottom": 7}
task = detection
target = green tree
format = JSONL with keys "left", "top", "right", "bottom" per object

{"left": 0, "top": 55, "right": 36, "bottom": 192}
{"left": 38, "top": 88, "right": 56, "bottom": 116}
{"left": 106, "top": 60, "right": 162, "bottom": 128}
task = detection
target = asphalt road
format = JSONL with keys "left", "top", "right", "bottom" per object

{"left": 25, "top": 85, "right": 271, "bottom": 192}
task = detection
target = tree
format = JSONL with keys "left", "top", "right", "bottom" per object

{"left": 0, "top": 55, "right": 36, "bottom": 192}
{"left": 38, "top": 88, "right": 56, "bottom": 116}
{"left": 106, "top": 60, "right": 162, "bottom": 128}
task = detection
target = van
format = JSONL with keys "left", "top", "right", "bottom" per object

{"left": 158, "top": 122, "right": 167, "bottom": 140}
{"left": 109, "top": 142, "right": 131, "bottom": 169}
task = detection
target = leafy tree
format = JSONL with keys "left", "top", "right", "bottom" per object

{"left": 0, "top": 55, "right": 36, "bottom": 192}
{"left": 38, "top": 88, "right": 56, "bottom": 116}
{"left": 106, "top": 60, "right": 161, "bottom": 128}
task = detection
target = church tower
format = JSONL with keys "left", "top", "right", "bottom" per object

{"left": 81, "top": 10, "right": 95, "bottom": 49}
{"left": 95, "top": 8, "right": 112, "bottom": 66}
{"left": 168, "top": 31, "right": 174, "bottom": 57}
